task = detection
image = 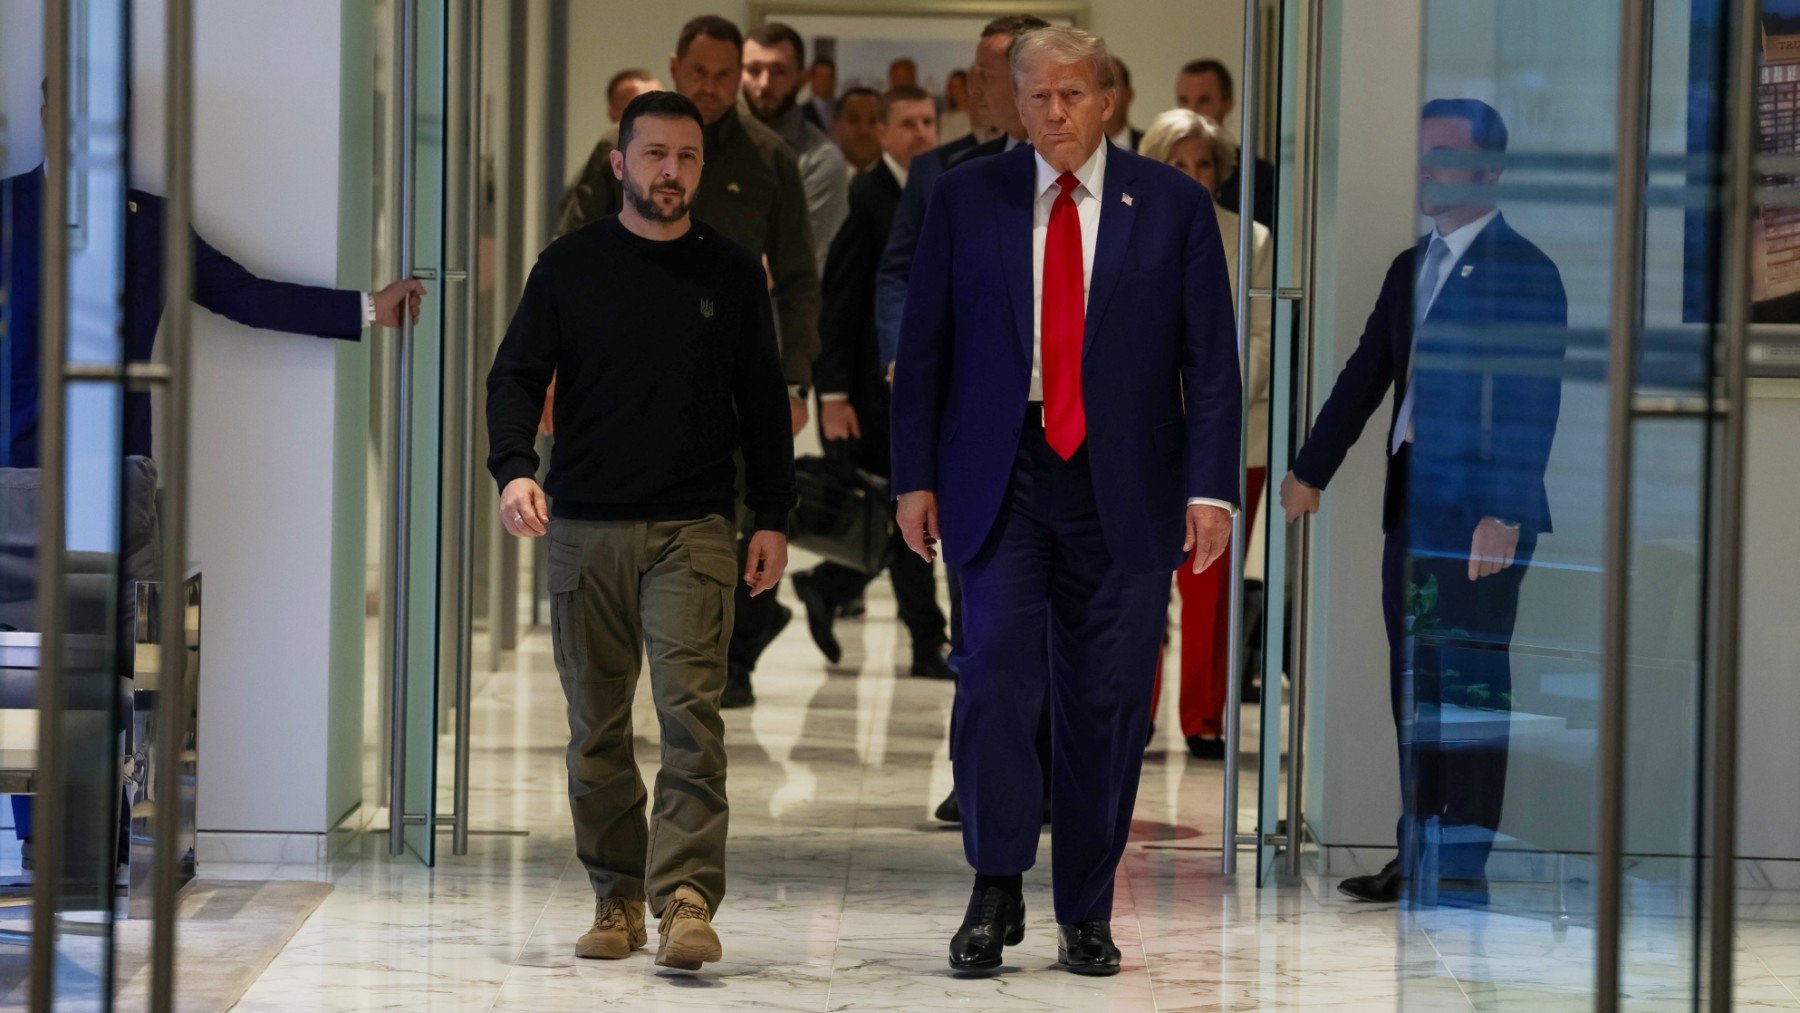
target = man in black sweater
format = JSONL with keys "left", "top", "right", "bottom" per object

{"left": 486, "top": 92, "right": 795, "bottom": 973}
{"left": 792, "top": 85, "right": 953, "bottom": 680}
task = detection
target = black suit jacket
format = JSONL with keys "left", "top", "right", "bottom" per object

{"left": 1292, "top": 213, "right": 1567, "bottom": 533}
{"left": 1217, "top": 152, "right": 1277, "bottom": 228}
{"left": 816, "top": 159, "right": 905, "bottom": 474}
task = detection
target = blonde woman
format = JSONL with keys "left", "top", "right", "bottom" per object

{"left": 1139, "top": 108, "right": 1272, "bottom": 759}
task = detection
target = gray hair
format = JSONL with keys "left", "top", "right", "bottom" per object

{"left": 1007, "top": 27, "right": 1116, "bottom": 91}
{"left": 1139, "top": 108, "right": 1236, "bottom": 178}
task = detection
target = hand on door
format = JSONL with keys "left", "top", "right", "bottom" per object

{"left": 500, "top": 478, "right": 549, "bottom": 537}
{"left": 373, "top": 278, "right": 427, "bottom": 327}
{"left": 1279, "top": 470, "right": 1321, "bottom": 523}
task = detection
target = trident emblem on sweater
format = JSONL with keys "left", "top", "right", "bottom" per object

{"left": 699, "top": 298, "right": 715, "bottom": 319}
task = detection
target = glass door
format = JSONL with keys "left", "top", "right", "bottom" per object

{"left": 1392, "top": 0, "right": 1726, "bottom": 1005}
{"left": 363, "top": 0, "right": 450, "bottom": 865}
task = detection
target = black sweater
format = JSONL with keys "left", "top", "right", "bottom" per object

{"left": 485, "top": 215, "right": 796, "bottom": 532}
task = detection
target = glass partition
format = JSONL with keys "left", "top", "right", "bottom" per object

{"left": 1396, "top": 0, "right": 1723, "bottom": 1004}
{"left": 0, "top": 0, "right": 138, "bottom": 1002}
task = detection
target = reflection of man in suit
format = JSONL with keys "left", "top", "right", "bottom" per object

{"left": 792, "top": 86, "right": 952, "bottom": 679}
{"left": 1281, "top": 99, "right": 1567, "bottom": 905}
{"left": 892, "top": 28, "right": 1239, "bottom": 974}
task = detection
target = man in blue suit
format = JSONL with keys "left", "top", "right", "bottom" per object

{"left": 1280, "top": 99, "right": 1567, "bottom": 905}
{"left": 891, "top": 28, "right": 1240, "bottom": 975}
{"left": 0, "top": 162, "right": 422, "bottom": 467}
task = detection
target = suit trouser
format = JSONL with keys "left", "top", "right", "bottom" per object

{"left": 1381, "top": 507, "right": 1534, "bottom": 881}
{"left": 547, "top": 515, "right": 736, "bottom": 915}
{"left": 952, "top": 431, "right": 1171, "bottom": 923}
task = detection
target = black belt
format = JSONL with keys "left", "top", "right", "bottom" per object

{"left": 1024, "top": 401, "right": 1045, "bottom": 428}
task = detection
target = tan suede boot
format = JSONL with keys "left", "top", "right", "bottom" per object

{"left": 654, "top": 885, "right": 722, "bottom": 970}
{"left": 575, "top": 897, "right": 646, "bottom": 959}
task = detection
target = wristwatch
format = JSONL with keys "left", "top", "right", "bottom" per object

{"left": 788, "top": 384, "right": 811, "bottom": 400}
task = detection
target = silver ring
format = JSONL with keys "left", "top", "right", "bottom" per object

{"left": 512, "top": 513, "right": 523, "bottom": 523}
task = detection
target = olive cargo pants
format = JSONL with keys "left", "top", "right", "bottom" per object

{"left": 547, "top": 514, "right": 738, "bottom": 915}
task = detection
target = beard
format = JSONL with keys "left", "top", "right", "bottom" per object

{"left": 625, "top": 176, "right": 691, "bottom": 223}
{"left": 749, "top": 87, "right": 798, "bottom": 124}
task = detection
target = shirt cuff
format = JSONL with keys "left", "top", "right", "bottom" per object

{"left": 819, "top": 392, "right": 850, "bottom": 403}
{"left": 1187, "top": 497, "right": 1239, "bottom": 516}
{"left": 361, "top": 292, "right": 376, "bottom": 327}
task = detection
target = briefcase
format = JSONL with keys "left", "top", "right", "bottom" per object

{"left": 790, "top": 455, "right": 894, "bottom": 575}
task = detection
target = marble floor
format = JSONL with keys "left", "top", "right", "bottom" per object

{"left": 221, "top": 568, "right": 1800, "bottom": 1011}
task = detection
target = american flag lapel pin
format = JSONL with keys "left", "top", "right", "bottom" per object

{"left": 1122, "top": 193, "right": 1134, "bottom": 206}
{"left": 1461, "top": 264, "right": 1474, "bottom": 277}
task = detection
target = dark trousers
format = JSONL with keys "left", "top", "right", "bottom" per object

{"left": 952, "top": 431, "right": 1170, "bottom": 924}
{"left": 1381, "top": 507, "right": 1534, "bottom": 881}
{"left": 728, "top": 529, "right": 781, "bottom": 672}
{"left": 807, "top": 525, "right": 949, "bottom": 651}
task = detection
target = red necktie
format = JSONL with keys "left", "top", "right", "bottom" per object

{"left": 1042, "top": 172, "right": 1086, "bottom": 460}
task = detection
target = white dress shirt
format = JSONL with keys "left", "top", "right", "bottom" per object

{"left": 1393, "top": 208, "right": 1498, "bottom": 453}
{"left": 1029, "top": 141, "right": 1234, "bottom": 516}
{"left": 882, "top": 151, "right": 910, "bottom": 190}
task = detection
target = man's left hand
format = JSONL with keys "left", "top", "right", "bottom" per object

{"left": 372, "top": 278, "right": 426, "bottom": 327}
{"left": 744, "top": 531, "right": 789, "bottom": 596}
{"left": 1468, "top": 516, "right": 1520, "bottom": 581}
{"left": 1184, "top": 503, "right": 1233, "bottom": 575}
{"left": 789, "top": 396, "right": 809, "bottom": 436}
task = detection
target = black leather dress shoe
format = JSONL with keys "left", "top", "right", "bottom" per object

{"left": 792, "top": 571, "right": 841, "bottom": 664}
{"left": 934, "top": 787, "right": 961, "bottom": 823}
{"left": 1056, "top": 921, "right": 1121, "bottom": 976}
{"left": 948, "top": 886, "right": 1025, "bottom": 970}
{"left": 720, "top": 662, "right": 755, "bottom": 709}
{"left": 837, "top": 594, "right": 866, "bottom": 619}
{"left": 1187, "top": 735, "right": 1226, "bottom": 760}
{"left": 910, "top": 643, "right": 956, "bottom": 679}
{"left": 1337, "top": 859, "right": 1403, "bottom": 902}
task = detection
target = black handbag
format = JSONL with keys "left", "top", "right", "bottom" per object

{"left": 790, "top": 454, "right": 895, "bottom": 575}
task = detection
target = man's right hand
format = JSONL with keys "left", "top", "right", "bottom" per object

{"left": 1280, "top": 471, "right": 1321, "bottom": 523}
{"left": 896, "top": 490, "right": 940, "bottom": 563}
{"left": 500, "top": 478, "right": 549, "bottom": 537}
{"left": 820, "top": 400, "right": 861, "bottom": 442}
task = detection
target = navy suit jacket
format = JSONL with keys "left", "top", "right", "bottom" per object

{"left": 1291, "top": 213, "right": 1567, "bottom": 533}
{"left": 0, "top": 167, "right": 363, "bottom": 467}
{"left": 874, "top": 132, "right": 988, "bottom": 368}
{"left": 890, "top": 142, "right": 1242, "bottom": 574}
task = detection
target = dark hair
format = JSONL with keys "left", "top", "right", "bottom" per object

{"left": 982, "top": 14, "right": 1052, "bottom": 39}
{"left": 676, "top": 15, "right": 743, "bottom": 59}
{"left": 948, "top": 69, "right": 967, "bottom": 83}
{"left": 1421, "top": 97, "right": 1509, "bottom": 152}
{"left": 1180, "top": 58, "right": 1232, "bottom": 101}
{"left": 890, "top": 57, "right": 917, "bottom": 70}
{"left": 606, "top": 68, "right": 655, "bottom": 105}
{"left": 1111, "top": 56, "right": 1132, "bottom": 91}
{"left": 879, "top": 84, "right": 933, "bottom": 122}
{"left": 811, "top": 57, "right": 837, "bottom": 72}
{"left": 619, "top": 91, "right": 705, "bottom": 151}
{"left": 838, "top": 86, "right": 881, "bottom": 111}
{"left": 748, "top": 22, "right": 806, "bottom": 69}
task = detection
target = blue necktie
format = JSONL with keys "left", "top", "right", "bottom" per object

{"left": 1392, "top": 237, "right": 1451, "bottom": 455}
